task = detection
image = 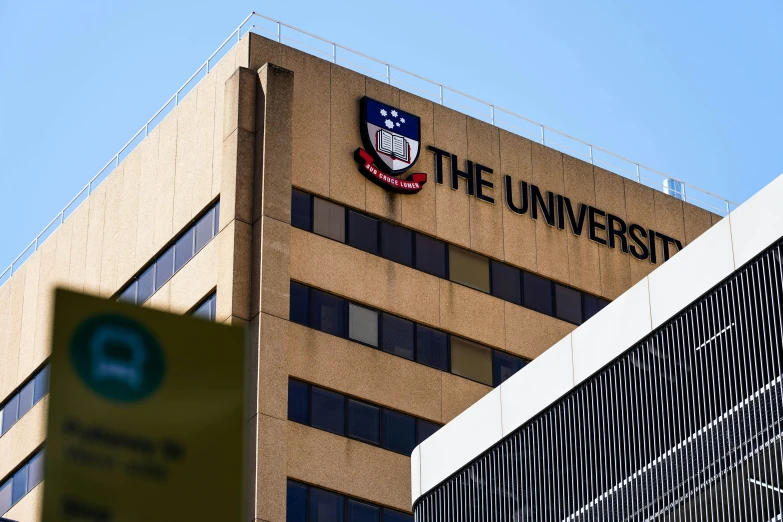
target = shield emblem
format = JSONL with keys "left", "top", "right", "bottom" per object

{"left": 360, "top": 97, "right": 421, "bottom": 175}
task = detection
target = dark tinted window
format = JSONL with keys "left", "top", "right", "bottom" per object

{"left": 381, "top": 222, "right": 413, "bottom": 267}
{"left": 311, "top": 290, "right": 346, "bottom": 337}
{"left": 17, "top": 380, "right": 34, "bottom": 419}
{"left": 523, "top": 272, "right": 553, "bottom": 315}
{"left": 417, "top": 418, "right": 441, "bottom": 445}
{"left": 348, "top": 211, "right": 379, "bottom": 255}
{"left": 349, "top": 499, "right": 380, "bottom": 522}
{"left": 311, "top": 386, "right": 345, "bottom": 436}
{"left": 27, "top": 451, "right": 44, "bottom": 491}
{"left": 555, "top": 284, "right": 583, "bottom": 324}
{"left": 381, "top": 314, "right": 414, "bottom": 360}
{"left": 383, "top": 509, "right": 414, "bottom": 522}
{"left": 493, "top": 351, "right": 527, "bottom": 386}
{"left": 118, "top": 281, "right": 137, "bottom": 304}
{"left": 174, "top": 228, "right": 195, "bottom": 272}
{"left": 288, "top": 379, "right": 310, "bottom": 425}
{"left": 348, "top": 399, "right": 380, "bottom": 445}
{"left": 290, "top": 282, "right": 310, "bottom": 326}
{"left": 382, "top": 409, "right": 416, "bottom": 455}
{"left": 195, "top": 207, "right": 216, "bottom": 253}
{"left": 11, "top": 464, "right": 27, "bottom": 504}
{"left": 34, "top": 365, "right": 50, "bottom": 404}
{"left": 291, "top": 189, "right": 312, "bottom": 231}
{"left": 155, "top": 247, "right": 175, "bottom": 289}
{"left": 583, "top": 294, "right": 609, "bottom": 321}
{"left": 1, "top": 395, "right": 19, "bottom": 435}
{"left": 415, "top": 234, "right": 447, "bottom": 278}
{"left": 309, "top": 486, "right": 344, "bottom": 522}
{"left": 491, "top": 261, "right": 522, "bottom": 305}
{"left": 137, "top": 264, "right": 155, "bottom": 304}
{"left": 287, "top": 480, "right": 308, "bottom": 522}
{"left": 192, "top": 294, "right": 216, "bottom": 321}
{"left": 415, "top": 325, "right": 448, "bottom": 371}
{"left": 213, "top": 201, "right": 220, "bottom": 234}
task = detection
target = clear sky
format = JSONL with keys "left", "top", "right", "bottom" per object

{"left": 1, "top": 0, "right": 782, "bottom": 271}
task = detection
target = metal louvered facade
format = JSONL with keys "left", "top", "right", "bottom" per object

{"left": 414, "top": 238, "right": 783, "bottom": 522}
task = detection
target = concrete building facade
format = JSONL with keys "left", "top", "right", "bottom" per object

{"left": 0, "top": 27, "right": 722, "bottom": 522}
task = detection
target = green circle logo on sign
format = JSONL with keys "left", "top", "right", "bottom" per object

{"left": 71, "top": 315, "right": 166, "bottom": 402}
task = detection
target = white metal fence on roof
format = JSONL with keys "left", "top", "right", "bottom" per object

{"left": 0, "top": 11, "right": 739, "bottom": 287}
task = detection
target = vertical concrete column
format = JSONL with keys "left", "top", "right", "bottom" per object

{"left": 248, "top": 63, "right": 294, "bottom": 522}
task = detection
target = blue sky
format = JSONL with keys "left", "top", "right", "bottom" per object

{"left": 1, "top": 0, "right": 782, "bottom": 271}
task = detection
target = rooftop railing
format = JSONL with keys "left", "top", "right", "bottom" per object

{"left": 0, "top": 11, "right": 739, "bottom": 287}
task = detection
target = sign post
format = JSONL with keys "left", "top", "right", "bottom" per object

{"left": 42, "top": 289, "right": 246, "bottom": 522}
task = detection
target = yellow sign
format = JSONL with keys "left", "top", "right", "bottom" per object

{"left": 43, "top": 289, "right": 245, "bottom": 522}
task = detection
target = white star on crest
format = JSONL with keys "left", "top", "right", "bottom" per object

{"left": 400, "top": 117, "right": 405, "bottom": 124}
{"left": 385, "top": 119, "right": 394, "bottom": 129}
{"left": 380, "top": 109, "right": 388, "bottom": 117}
{"left": 396, "top": 122, "right": 400, "bottom": 127}
{"left": 391, "top": 110, "right": 398, "bottom": 118}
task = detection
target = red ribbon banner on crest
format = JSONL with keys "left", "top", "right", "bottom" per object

{"left": 354, "top": 148, "right": 427, "bottom": 194}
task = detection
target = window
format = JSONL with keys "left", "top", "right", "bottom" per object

{"left": 292, "top": 189, "right": 312, "bottom": 231}
{"left": 0, "top": 480, "right": 10, "bottom": 516}
{"left": 448, "top": 245, "right": 490, "bottom": 293}
{"left": 382, "top": 409, "right": 416, "bottom": 455}
{"left": 290, "top": 282, "right": 310, "bottom": 326}
{"left": 288, "top": 379, "right": 310, "bottom": 425}
{"left": 417, "top": 418, "right": 440, "bottom": 445}
{"left": 155, "top": 246, "right": 175, "bottom": 289}
{"left": 348, "top": 499, "right": 380, "bottom": 522}
{"left": 349, "top": 303, "right": 378, "bottom": 347}
{"left": 194, "top": 206, "right": 216, "bottom": 253}
{"left": 192, "top": 293, "right": 217, "bottom": 321}
{"left": 310, "top": 486, "right": 344, "bottom": 522}
{"left": 0, "top": 449, "right": 44, "bottom": 516}
{"left": 310, "top": 386, "right": 345, "bottom": 436}
{"left": 137, "top": 264, "right": 155, "bottom": 304}
{"left": 313, "top": 197, "right": 345, "bottom": 243}
{"left": 451, "top": 337, "right": 493, "bottom": 386}
{"left": 348, "top": 211, "right": 379, "bottom": 255}
{"left": 415, "top": 234, "right": 447, "bottom": 279}
{"left": 118, "top": 281, "right": 137, "bottom": 303}
{"left": 381, "top": 314, "right": 414, "bottom": 360}
{"left": 493, "top": 351, "right": 527, "bottom": 386}
{"left": 174, "top": 228, "right": 195, "bottom": 272}
{"left": 583, "top": 293, "right": 609, "bottom": 321}
{"left": 383, "top": 510, "right": 414, "bottom": 522}
{"left": 26, "top": 451, "right": 44, "bottom": 491}
{"left": 415, "top": 325, "right": 449, "bottom": 371}
{"left": 1, "top": 364, "right": 51, "bottom": 437}
{"left": 311, "top": 290, "right": 347, "bottom": 338}
{"left": 380, "top": 222, "right": 413, "bottom": 267}
{"left": 491, "top": 261, "right": 522, "bottom": 305}
{"left": 523, "top": 271, "right": 553, "bottom": 316}
{"left": 287, "top": 480, "right": 308, "bottom": 522}
{"left": 555, "top": 284, "right": 582, "bottom": 324}
{"left": 348, "top": 399, "right": 380, "bottom": 444}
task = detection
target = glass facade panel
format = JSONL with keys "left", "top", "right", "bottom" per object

{"left": 382, "top": 409, "right": 416, "bottom": 455}
{"left": 583, "top": 293, "right": 609, "bottom": 321}
{"left": 1, "top": 395, "right": 18, "bottom": 435}
{"left": 17, "top": 380, "right": 34, "bottom": 419}
{"left": 118, "top": 281, "right": 137, "bottom": 303}
{"left": 349, "top": 499, "right": 380, "bottom": 522}
{"left": 523, "top": 271, "right": 553, "bottom": 315}
{"left": 313, "top": 197, "right": 345, "bottom": 243}
{"left": 555, "top": 283, "right": 583, "bottom": 324}
{"left": 292, "top": 189, "right": 312, "bottom": 231}
{"left": 174, "top": 227, "right": 195, "bottom": 272}
{"left": 415, "top": 234, "right": 447, "bottom": 279}
{"left": 415, "top": 325, "right": 448, "bottom": 371}
{"left": 380, "top": 222, "right": 413, "bottom": 267}
{"left": 288, "top": 379, "right": 310, "bottom": 425}
{"left": 347, "top": 211, "right": 379, "bottom": 255}
{"left": 192, "top": 294, "right": 216, "bottom": 321}
{"left": 417, "top": 418, "right": 441, "bottom": 445}
{"left": 11, "top": 464, "right": 27, "bottom": 504}
{"left": 0, "top": 480, "right": 11, "bottom": 516}
{"left": 155, "top": 246, "right": 175, "bottom": 289}
{"left": 493, "top": 351, "right": 526, "bottom": 386}
{"left": 448, "top": 245, "right": 490, "bottom": 293}
{"left": 348, "top": 399, "right": 380, "bottom": 445}
{"left": 309, "top": 486, "right": 344, "bottom": 522}
{"left": 381, "top": 314, "right": 414, "bottom": 360}
{"left": 311, "top": 290, "right": 347, "bottom": 338}
{"left": 290, "top": 282, "right": 311, "bottom": 326}
{"left": 137, "top": 264, "right": 155, "bottom": 304}
{"left": 311, "top": 386, "right": 345, "bottom": 436}
{"left": 348, "top": 303, "right": 379, "bottom": 347}
{"left": 383, "top": 509, "right": 414, "bottom": 522}
{"left": 491, "top": 260, "right": 522, "bottom": 305}
{"left": 194, "top": 207, "right": 215, "bottom": 253}
{"left": 27, "top": 451, "right": 44, "bottom": 491}
{"left": 34, "top": 365, "right": 50, "bottom": 404}
{"left": 450, "top": 337, "right": 493, "bottom": 386}
{"left": 287, "top": 480, "right": 308, "bottom": 522}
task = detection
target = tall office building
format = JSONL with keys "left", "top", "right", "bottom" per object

{"left": 0, "top": 15, "right": 729, "bottom": 522}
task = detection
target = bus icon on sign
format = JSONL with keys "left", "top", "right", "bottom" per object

{"left": 90, "top": 325, "right": 148, "bottom": 391}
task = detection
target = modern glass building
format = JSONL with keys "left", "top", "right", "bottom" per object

{"left": 0, "top": 13, "right": 737, "bottom": 522}
{"left": 411, "top": 172, "right": 783, "bottom": 521}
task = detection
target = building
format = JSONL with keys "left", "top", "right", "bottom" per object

{"left": 0, "top": 13, "right": 732, "bottom": 522}
{"left": 410, "top": 163, "right": 783, "bottom": 520}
